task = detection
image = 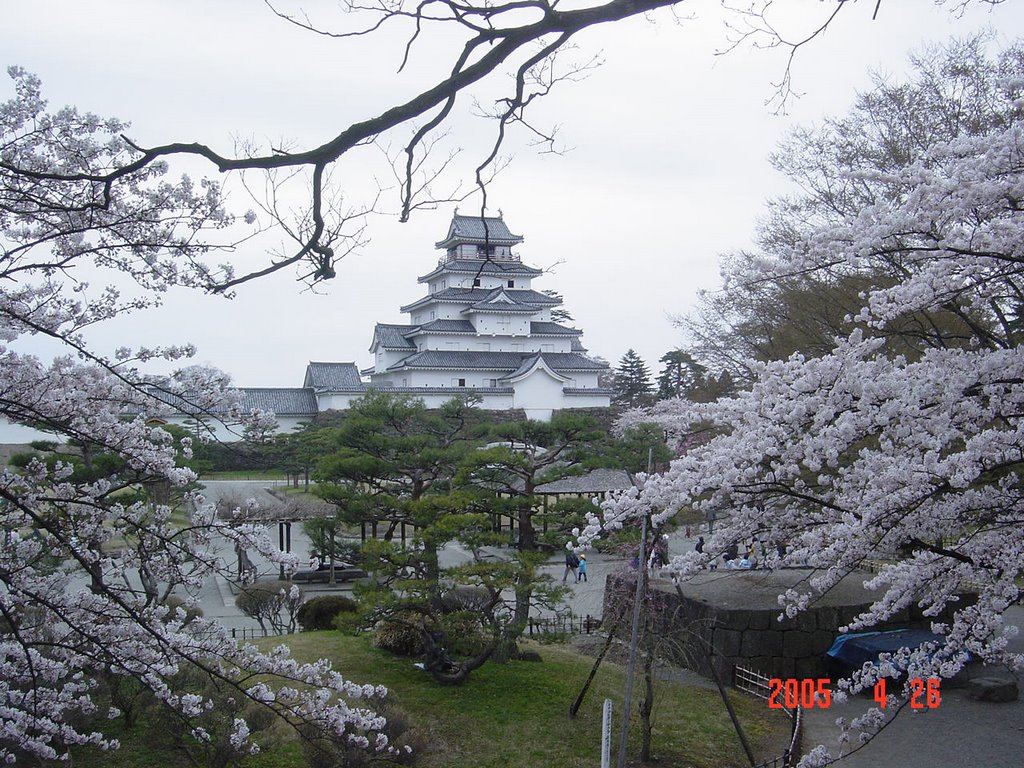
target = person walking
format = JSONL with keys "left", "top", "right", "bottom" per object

{"left": 653, "top": 534, "right": 669, "bottom": 568}
{"left": 576, "top": 554, "right": 588, "bottom": 583}
{"left": 563, "top": 549, "right": 580, "bottom": 582}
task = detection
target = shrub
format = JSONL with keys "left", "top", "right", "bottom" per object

{"left": 373, "top": 615, "right": 425, "bottom": 657}
{"left": 7, "top": 451, "right": 38, "bottom": 468}
{"left": 235, "top": 580, "right": 304, "bottom": 633}
{"left": 436, "top": 586, "right": 491, "bottom": 614}
{"left": 296, "top": 595, "right": 358, "bottom": 631}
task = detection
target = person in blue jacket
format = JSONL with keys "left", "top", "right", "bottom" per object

{"left": 576, "top": 554, "right": 588, "bottom": 582}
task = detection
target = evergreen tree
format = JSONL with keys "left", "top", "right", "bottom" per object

{"left": 312, "top": 391, "right": 564, "bottom": 684}
{"left": 612, "top": 349, "right": 653, "bottom": 409}
{"left": 656, "top": 350, "right": 707, "bottom": 400}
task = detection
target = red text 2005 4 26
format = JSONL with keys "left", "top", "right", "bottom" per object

{"left": 767, "top": 678, "right": 941, "bottom": 709}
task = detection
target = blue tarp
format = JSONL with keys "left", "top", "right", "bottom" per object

{"left": 826, "top": 629, "right": 948, "bottom": 669}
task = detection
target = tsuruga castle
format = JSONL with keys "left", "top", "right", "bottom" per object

{"left": 362, "top": 212, "right": 612, "bottom": 418}
{"left": 0, "top": 212, "right": 612, "bottom": 445}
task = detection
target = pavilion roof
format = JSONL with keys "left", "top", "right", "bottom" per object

{"left": 535, "top": 468, "right": 635, "bottom": 494}
{"left": 400, "top": 287, "right": 558, "bottom": 313}
{"left": 530, "top": 321, "right": 582, "bottom": 336}
{"left": 370, "top": 324, "right": 417, "bottom": 351}
{"left": 418, "top": 258, "right": 541, "bottom": 282}
{"left": 435, "top": 213, "right": 523, "bottom": 249}
{"left": 386, "top": 350, "right": 609, "bottom": 372}
{"left": 303, "top": 362, "right": 366, "bottom": 392}
{"left": 236, "top": 388, "right": 319, "bottom": 416}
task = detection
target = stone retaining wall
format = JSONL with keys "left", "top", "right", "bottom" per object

{"left": 604, "top": 569, "right": 968, "bottom": 682}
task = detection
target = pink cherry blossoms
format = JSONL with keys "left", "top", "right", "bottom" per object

{"left": 0, "top": 69, "right": 391, "bottom": 762}
{"left": 586, "top": 44, "right": 1024, "bottom": 766}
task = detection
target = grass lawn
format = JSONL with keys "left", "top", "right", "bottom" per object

{"left": 282, "top": 632, "right": 789, "bottom": 768}
{"left": 64, "top": 632, "right": 789, "bottom": 768}
{"left": 200, "top": 469, "right": 288, "bottom": 481}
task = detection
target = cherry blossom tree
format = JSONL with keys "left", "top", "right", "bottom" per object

{"left": 587, "top": 38, "right": 1024, "bottom": 765}
{"left": 0, "top": 70, "right": 396, "bottom": 763}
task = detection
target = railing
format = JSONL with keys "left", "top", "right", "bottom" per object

{"left": 526, "top": 613, "right": 601, "bottom": 637}
{"left": 230, "top": 626, "right": 288, "bottom": 640}
{"left": 734, "top": 664, "right": 802, "bottom": 768}
{"left": 735, "top": 664, "right": 774, "bottom": 699}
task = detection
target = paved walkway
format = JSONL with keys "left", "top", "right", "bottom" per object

{"left": 196, "top": 479, "right": 621, "bottom": 626}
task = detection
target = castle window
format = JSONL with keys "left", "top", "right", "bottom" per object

{"left": 473, "top": 278, "right": 481, "bottom": 287}
{"left": 507, "top": 280, "right": 514, "bottom": 288}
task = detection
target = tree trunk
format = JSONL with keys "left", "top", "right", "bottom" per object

{"left": 640, "top": 648, "right": 655, "bottom": 762}
{"left": 422, "top": 630, "right": 497, "bottom": 685}
{"left": 508, "top": 496, "right": 536, "bottom": 641}
{"left": 516, "top": 497, "right": 535, "bottom": 550}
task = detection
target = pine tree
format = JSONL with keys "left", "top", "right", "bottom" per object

{"left": 656, "top": 350, "right": 707, "bottom": 400}
{"left": 612, "top": 349, "right": 653, "bottom": 409}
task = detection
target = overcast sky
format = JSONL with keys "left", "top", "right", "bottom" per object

{"left": 3, "top": 0, "right": 1021, "bottom": 387}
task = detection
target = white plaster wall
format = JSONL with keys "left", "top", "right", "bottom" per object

{"left": 511, "top": 370, "right": 568, "bottom": 417}
{"left": 522, "top": 407, "right": 554, "bottom": 421}
{"left": 316, "top": 393, "right": 366, "bottom": 411}
{"left": 416, "top": 334, "right": 474, "bottom": 351}
{"left": 432, "top": 305, "right": 461, "bottom": 321}
{"left": 473, "top": 314, "right": 530, "bottom": 336}
{"left": 561, "top": 392, "right": 612, "bottom": 409}
{"left": 416, "top": 391, "right": 515, "bottom": 411}
{"left": 374, "top": 349, "right": 406, "bottom": 372}
{"left": 405, "top": 370, "right": 508, "bottom": 388}
{"left": 563, "top": 372, "right": 600, "bottom": 388}
{"left": 526, "top": 338, "right": 572, "bottom": 354}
